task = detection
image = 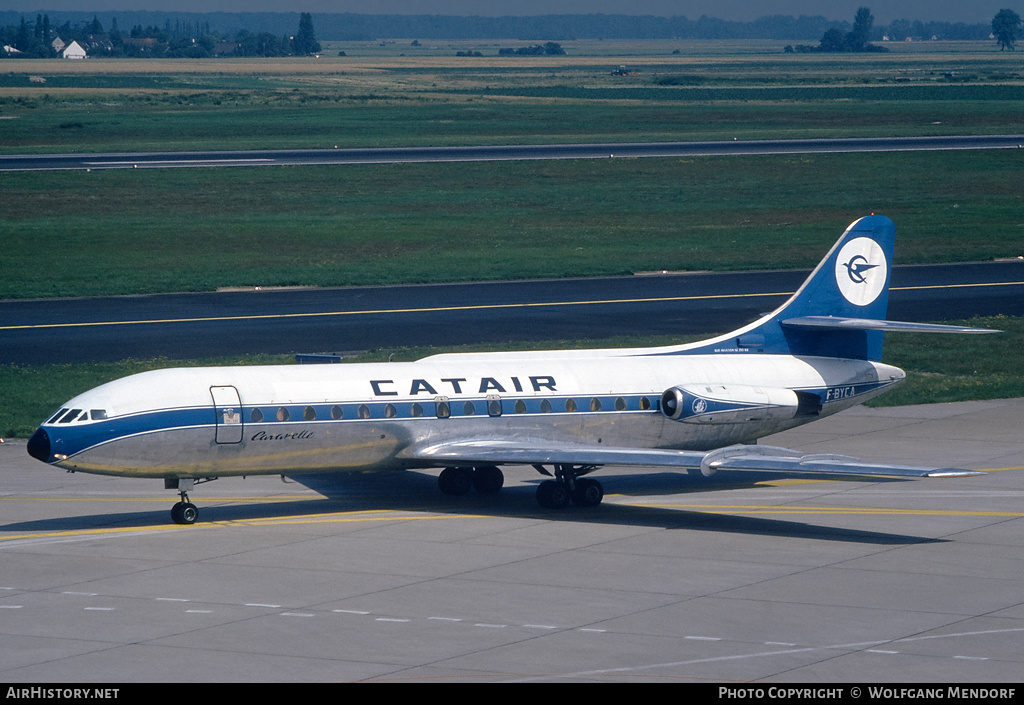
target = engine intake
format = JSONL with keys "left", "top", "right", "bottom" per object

{"left": 661, "top": 384, "right": 810, "bottom": 424}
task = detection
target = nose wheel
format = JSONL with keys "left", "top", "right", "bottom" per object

{"left": 171, "top": 497, "right": 199, "bottom": 525}
{"left": 165, "top": 478, "right": 214, "bottom": 525}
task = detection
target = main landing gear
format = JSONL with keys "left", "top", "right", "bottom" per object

{"left": 535, "top": 464, "right": 604, "bottom": 509}
{"left": 437, "top": 465, "right": 504, "bottom": 496}
{"left": 436, "top": 464, "right": 604, "bottom": 509}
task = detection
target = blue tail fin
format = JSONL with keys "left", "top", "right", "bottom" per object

{"left": 685, "top": 215, "right": 895, "bottom": 360}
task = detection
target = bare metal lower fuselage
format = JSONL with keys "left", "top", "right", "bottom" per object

{"left": 36, "top": 353, "right": 902, "bottom": 480}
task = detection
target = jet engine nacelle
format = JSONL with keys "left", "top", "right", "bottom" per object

{"left": 660, "top": 384, "right": 815, "bottom": 424}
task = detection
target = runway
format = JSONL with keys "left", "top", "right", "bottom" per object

{"left": 2, "top": 261, "right": 1022, "bottom": 365}
{"left": 2, "top": 135, "right": 1023, "bottom": 171}
{"left": 1, "top": 398, "right": 1021, "bottom": 682}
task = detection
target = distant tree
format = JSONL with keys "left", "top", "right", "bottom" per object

{"left": 816, "top": 7, "right": 885, "bottom": 52}
{"left": 292, "top": 12, "right": 320, "bottom": 55}
{"left": 992, "top": 8, "right": 1022, "bottom": 50}
{"left": 847, "top": 7, "right": 874, "bottom": 50}
{"left": 15, "top": 17, "right": 30, "bottom": 52}
{"left": 819, "top": 27, "right": 847, "bottom": 52}
{"left": 499, "top": 43, "right": 564, "bottom": 56}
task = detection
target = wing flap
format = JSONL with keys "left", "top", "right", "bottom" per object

{"left": 402, "top": 440, "right": 983, "bottom": 478}
{"left": 704, "top": 445, "right": 983, "bottom": 478}
{"left": 402, "top": 439, "right": 708, "bottom": 469}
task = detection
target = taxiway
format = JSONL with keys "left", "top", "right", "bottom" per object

{"left": 2, "top": 261, "right": 1022, "bottom": 365}
{"left": 2, "top": 135, "right": 1022, "bottom": 172}
{"left": 1, "top": 398, "right": 1021, "bottom": 682}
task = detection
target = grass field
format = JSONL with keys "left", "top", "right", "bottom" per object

{"left": 2, "top": 41, "right": 1024, "bottom": 154}
{"left": 1, "top": 40, "right": 1021, "bottom": 423}
{"left": 2, "top": 43, "right": 1022, "bottom": 299}
{"left": 3, "top": 149, "right": 1022, "bottom": 299}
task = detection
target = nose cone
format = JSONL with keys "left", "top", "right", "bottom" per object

{"left": 27, "top": 427, "right": 51, "bottom": 463}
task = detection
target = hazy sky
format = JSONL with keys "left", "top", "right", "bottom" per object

{"left": 0, "top": 1, "right": 1010, "bottom": 24}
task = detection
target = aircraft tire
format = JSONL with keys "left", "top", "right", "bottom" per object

{"left": 438, "top": 466, "right": 473, "bottom": 495}
{"left": 536, "top": 480, "right": 571, "bottom": 509}
{"left": 472, "top": 465, "right": 504, "bottom": 494}
{"left": 171, "top": 501, "right": 199, "bottom": 525}
{"left": 571, "top": 478, "right": 604, "bottom": 507}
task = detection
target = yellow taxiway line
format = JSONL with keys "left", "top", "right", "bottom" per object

{"left": 0, "top": 508, "right": 478, "bottom": 543}
{"left": 2, "top": 281, "right": 1020, "bottom": 333}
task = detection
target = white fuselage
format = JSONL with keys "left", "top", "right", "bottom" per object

{"left": 37, "top": 348, "right": 903, "bottom": 479}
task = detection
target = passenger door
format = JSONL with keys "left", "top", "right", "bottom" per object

{"left": 210, "top": 386, "right": 243, "bottom": 444}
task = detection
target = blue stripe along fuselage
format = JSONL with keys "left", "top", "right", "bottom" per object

{"left": 41, "top": 382, "right": 894, "bottom": 463}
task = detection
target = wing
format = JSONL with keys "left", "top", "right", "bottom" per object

{"left": 402, "top": 439, "right": 984, "bottom": 479}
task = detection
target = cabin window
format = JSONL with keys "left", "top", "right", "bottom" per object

{"left": 488, "top": 399, "right": 502, "bottom": 417}
{"left": 540, "top": 399, "right": 552, "bottom": 413}
{"left": 615, "top": 397, "right": 626, "bottom": 411}
{"left": 590, "top": 398, "right": 602, "bottom": 412}
{"left": 385, "top": 404, "right": 397, "bottom": 418}
{"left": 358, "top": 404, "right": 371, "bottom": 419}
{"left": 565, "top": 399, "right": 577, "bottom": 413}
{"left": 304, "top": 406, "right": 317, "bottom": 421}
{"left": 463, "top": 401, "right": 476, "bottom": 416}
{"left": 640, "top": 396, "right": 652, "bottom": 411}
{"left": 411, "top": 403, "right": 424, "bottom": 417}
{"left": 331, "top": 405, "right": 344, "bottom": 420}
{"left": 277, "top": 407, "right": 290, "bottom": 422}
{"left": 251, "top": 408, "right": 264, "bottom": 423}
{"left": 515, "top": 400, "right": 527, "bottom": 414}
{"left": 436, "top": 401, "right": 450, "bottom": 418}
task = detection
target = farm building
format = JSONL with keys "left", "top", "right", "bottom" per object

{"left": 63, "top": 41, "right": 87, "bottom": 59}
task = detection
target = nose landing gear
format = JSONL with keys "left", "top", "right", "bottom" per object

{"left": 171, "top": 497, "right": 199, "bottom": 525}
{"left": 165, "top": 478, "right": 216, "bottom": 525}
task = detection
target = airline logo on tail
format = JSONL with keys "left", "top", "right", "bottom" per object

{"left": 835, "top": 237, "right": 887, "bottom": 306}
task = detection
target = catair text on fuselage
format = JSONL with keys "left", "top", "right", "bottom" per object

{"left": 370, "top": 376, "right": 557, "bottom": 397}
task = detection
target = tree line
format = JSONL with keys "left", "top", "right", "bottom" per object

{"left": 2, "top": 9, "right": 1019, "bottom": 59}
{"left": 786, "top": 7, "right": 1021, "bottom": 54}
{"left": 1, "top": 12, "right": 320, "bottom": 58}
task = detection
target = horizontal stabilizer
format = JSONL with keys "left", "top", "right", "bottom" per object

{"left": 403, "top": 440, "right": 984, "bottom": 479}
{"left": 781, "top": 316, "right": 999, "bottom": 334}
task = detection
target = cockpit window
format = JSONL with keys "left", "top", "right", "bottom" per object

{"left": 58, "top": 409, "right": 83, "bottom": 423}
{"left": 48, "top": 408, "right": 107, "bottom": 424}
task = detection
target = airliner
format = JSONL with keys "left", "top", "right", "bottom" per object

{"left": 27, "top": 215, "right": 993, "bottom": 524}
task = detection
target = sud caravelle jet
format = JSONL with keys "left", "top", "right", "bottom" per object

{"left": 27, "top": 215, "right": 994, "bottom": 525}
